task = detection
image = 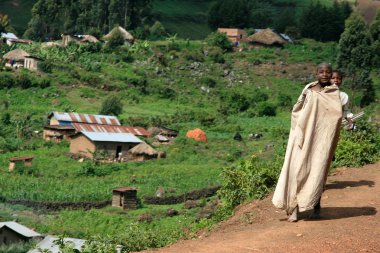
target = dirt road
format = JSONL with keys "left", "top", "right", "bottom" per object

{"left": 144, "top": 163, "right": 380, "bottom": 253}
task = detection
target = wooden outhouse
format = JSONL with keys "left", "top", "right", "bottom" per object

{"left": 112, "top": 187, "right": 138, "bottom": 210}
{"left": 9, "top": 156, "right": 34, "bottom": 172}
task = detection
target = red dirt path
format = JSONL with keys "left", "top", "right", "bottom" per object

{"left": 143, "top": 162, "right": 380, "bottom": 253}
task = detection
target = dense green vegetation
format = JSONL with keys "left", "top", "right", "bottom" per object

{"left": 0, "top": 2, "right": 379, "bottom": 252}
{"left": 0, "top": 34, "right": 378, "bottom": 251}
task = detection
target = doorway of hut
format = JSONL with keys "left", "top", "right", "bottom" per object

{"left": 116, "top": 145, "right": 122, "bottom": 159}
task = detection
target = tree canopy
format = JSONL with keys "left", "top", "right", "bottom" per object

{"left": 24, "top": 0, "right": 152, "bottom": 40}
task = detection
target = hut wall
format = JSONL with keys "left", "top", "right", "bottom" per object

{"left": 43, "top": 129, "right": 75, "bottom": 142}
{"left": 24, "top": 58, "right": 39, "bottom": 71}
{"left": 112, "top": 192, "right": 123, "bottom": 207}
{"left": 95, "top": 142, "right": 137, "bottom": 159}
{"left": 0, "top": 227, "right": 27, "bottom": 244}
{"left": 49, "top": 117, "right": 60, "bottom": 125}
{"left": 70, "top": 135, "right": 96, "bottom": 158}
{"left": 122, "top": 191, "right": 137, "bottom": 210}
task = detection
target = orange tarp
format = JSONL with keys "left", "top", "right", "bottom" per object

{"left": 186, "top": 128, "right": 208, "bottom": 142}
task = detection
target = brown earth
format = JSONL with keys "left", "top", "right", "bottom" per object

{"left": 357, "top": 0, "right": 380, "bottom": 23}
{"left": 143, "top": 162, "right": 380, "bottom": 253}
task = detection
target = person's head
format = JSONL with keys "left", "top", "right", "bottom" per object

{"left": 331, "top": 70, "right": 343, "bottom": 87}
{"left": 316, "top": 62, "right": 332, "bottom": 86}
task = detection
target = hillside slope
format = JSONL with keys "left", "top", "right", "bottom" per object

{"left": 142, "top": 162, "right": 380, "bottom": 253}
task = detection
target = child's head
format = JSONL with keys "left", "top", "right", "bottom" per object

{"left": 331, "top": 70, "right": 343, "bottom": 87}
{"left": 316, "top": 62, "right": 332, "bottom": 86}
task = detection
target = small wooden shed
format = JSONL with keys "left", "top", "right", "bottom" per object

{"left": 112, "top": 187, "right": 137, "bottom": 210}
{"left": 24, "top": 56, "right": 42, "bottom": 71}
{"left": 0, "top": 221, "right": 42, "bottom": 245}
{"left": 9, "top": 156, "right": 34, "bottom": 172}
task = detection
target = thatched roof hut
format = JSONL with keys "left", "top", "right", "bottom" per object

{"left": 127, "top": 142, "right": 164, "bottom": 161}
{"left": 81, "top": 35, "right": 99, "bottom": 43}
{"left": 128, "top": 142, "right": 158, "bottom": 156}
{"left": 247, "top": 29, "right": 287, "bottom": 46}
{"left": 103, "top": 26, "right": 134, "bottom": 41}
{"left": 2, "top": 49, "right": 30, "bottom": 61}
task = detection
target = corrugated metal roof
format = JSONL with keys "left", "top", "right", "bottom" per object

{"left": 0, "top": 221, "right": 41, "bottom": 238}
{"left": 28, "top": 235, "right": 85, "bottom": 253}
{"left": 81, "top": 131, "right": 142, "bottom": 143}
{"left": 51, "top": 112, "right": 120, "bottom": 125}
{"left": 1, "top": 32, "right": 18, "bottom": 39}
{"left": 72, "top": 123, "right": 151, "bottom": 136}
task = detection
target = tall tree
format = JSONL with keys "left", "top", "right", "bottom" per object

{"left": 370, "top": 10, "right": 380, "bottom": 67}
{"left": 337, "top": 12, "right": 372, "bottom": 71}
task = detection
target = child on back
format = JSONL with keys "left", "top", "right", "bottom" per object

{"left": 331, "top": 70, "right": 354, "bottom": 129}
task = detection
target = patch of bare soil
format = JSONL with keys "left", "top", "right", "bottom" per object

{"left": 357, "top": 0, "right": 380, "bottom": 23}
{"left": 252, "top": 62, "right": 316, "bottom": 84}
{"left": 142, "top": 162, "right": 380, "bottom": 253}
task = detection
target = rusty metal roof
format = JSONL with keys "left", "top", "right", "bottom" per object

{"left": 44, "top": 125, "right": 75, "bottom": 130}
{"left": 72, "top": 123, "right": 151, "bottom": 136}
{"left": 50, "top": 112, "right": 120, "bottom": 125}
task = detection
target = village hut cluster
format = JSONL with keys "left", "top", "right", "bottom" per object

{"left": 42, "top": 111, "right": 170, "bottom": 162}
{"left": 1, "top": 26, "right": 135, "bottom": 71}
{"left": 217, "top": 28, "right": 293, "bottom": 47}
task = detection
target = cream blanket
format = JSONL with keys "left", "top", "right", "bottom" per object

{"left": 272, "top": 82, "right": 342, "bottom": 214}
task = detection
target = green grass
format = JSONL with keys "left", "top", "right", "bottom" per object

{"left": 0, "top": 37, "right": 378, "bottom": 251}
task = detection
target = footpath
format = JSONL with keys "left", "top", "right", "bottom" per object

{"left": 144, "top": 162, "right": 380, "bottom": 253}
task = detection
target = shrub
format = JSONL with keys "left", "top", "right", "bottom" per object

{"left": 219, "top": 156, "right": 281, "bottom": 208}
{"left": 0, "top": 72, "right": 15, "bottom": 89}
{"left": 207, "top": 47, "right": 225, "bottom": 63}
{"left": 17, "top": 72, "right": 33, "bottom": 89}
{"left": 255, "top": 102, "right": 277, "bottom": 117}
{"left": 277, "top": 93, "right": 292, "bottom": 107}
{"left": 99, "top": 95, "right": 123, "bottom": 116}
{"left": 38, "top": 60, "right": 53, "bottom": 73}
{"left": 182, "top": 49, "right": 204, "bottom": 62}
{"left": 334, "top": 122, "right": 380, "bottom": 167}
{"left": 200, "top": 76, "right": 217, "bottom": 88}
{"left": 206, "top": 32, "right": 232, "bottom": 52}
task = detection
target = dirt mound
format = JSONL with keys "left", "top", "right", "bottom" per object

{"left": 141, "top": 162, "right": 380, "bottom": 253}
{"left": 186, "top": 128, "right": 208, "bottom": 142}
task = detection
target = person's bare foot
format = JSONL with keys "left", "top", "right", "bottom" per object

{"left": 288, "top": 207, "right": 298, "bottom": 222}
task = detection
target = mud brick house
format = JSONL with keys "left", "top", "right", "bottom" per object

{"left": 217, "top": 28, "right": 247, "bottom": 43}
{"left": 0, "top": 221, "right": 42, "bottom": 245}
{"left": 112, "top": 187, "right": 138, "bottom": 210}
{"left": 43, "top": 125, "right": 76, "bottom": 142}
{"left": 70, "top": 131, "right": 142, "bottom": 159}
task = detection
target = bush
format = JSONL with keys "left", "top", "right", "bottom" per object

{"left": 99, "top": 95, "right": 123, "bottom": 116}
{"left": 17, "top": 72, "right": 33, "bottom": 89}
{"left": 334, "top": 122, "right": 380, "bottom": 167}
{"left": 255, "top": 102, "right": 277, "bottom": 117}
{"left": 182, "top": 49, "right": 204, "bottom": 62}
{"left": 0, "top": 72, "right": 15, "bottom": 89}
{"left": 207, "top": 47, "right": 225, "bottom": 63}
{"left": 200, "top": 76, "right": 217, "bottom": 88}
{"left": 206, "top": 32, "right": 232, "bottom": 52}
{"left": 38, "top": 60, "right": 53, "bottom": 73}
{"left": 277, "top": 93, "right": 292, "bottom": 107}
{"left": 219, "top": 156, "right": 281, "bottom": 208}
